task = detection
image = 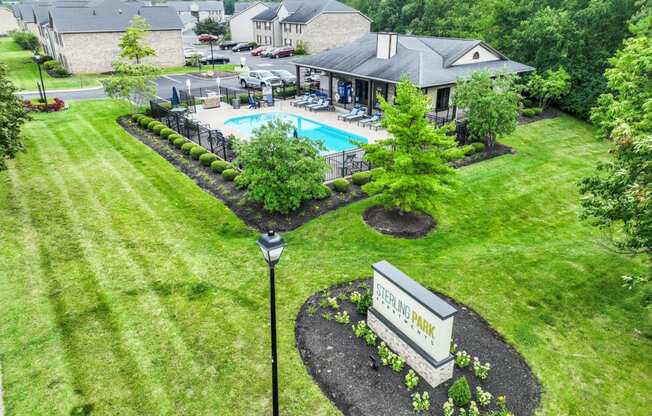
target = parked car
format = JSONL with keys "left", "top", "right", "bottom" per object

{"left": 270, "top": 46, "right": 294, "bottom": 58}
{"left": 251, "top": 45, "right": 268, "bottom": 56}
{"left": 232, "top": 42, "right": 255, "bottom": 52}
{"left": 270, "top": 69, "right": 297, "bottom": 85}
{"left": 184, "top": 48, "right": 204, "bottom": 59}
{"left": 260, "top": 47, "right": 278, "bottom": 58}
{"left": 201, "top": 54, "right": 230, "bottom": 64}
{"left": 219, "top": 40, "right": 238, "bottom": 50}
{"left": 238, "top": 70, "right": 282, "bottom": 88}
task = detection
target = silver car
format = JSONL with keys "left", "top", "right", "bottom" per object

{"left": 270, "top": 70, "right": 297, "bottom": 85}
{"left": 238, "top": 70, "right": 282, "bottom": 88}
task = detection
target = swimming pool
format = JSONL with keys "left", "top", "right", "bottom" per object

{"left": 224, "top": 112, "right": 368, "bottom": 153}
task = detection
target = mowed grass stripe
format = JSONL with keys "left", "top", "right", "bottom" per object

{"left": 0, "top": 169, "right": 80, "bottom": 415}
{"left": 39, "top": 114, "right": 227, "bottom": 413}
{"left": 20, "top": 122, "right": 172, "bottom": 415}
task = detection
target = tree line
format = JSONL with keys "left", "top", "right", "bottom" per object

{"left": 344, "top": 0, "right": 649, "bottom": 120}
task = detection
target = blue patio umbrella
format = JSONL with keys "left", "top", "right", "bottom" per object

{"left": 171, "top": 87, "right": 180, "bottom": 107}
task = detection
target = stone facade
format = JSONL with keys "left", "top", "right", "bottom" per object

{"left": 368, "top": 308, "right": 454, "bottom": 388}
{"left": 0, "top": 7, "right": 18, "bottom": 32}
{"left": 292, "top": 12, "right": 370, "bottom": 53}
{"left": 253, "top": 21, "right": 275, "bottom": 45}
{"left": 58, "top": 30, "right": 184, "bottom": 74}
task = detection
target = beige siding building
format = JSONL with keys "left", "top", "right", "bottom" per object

{"left": 0, "top": 6, "right": 19, "bottom": 32}
{"left": 229, "top": 1, "right": 270, "bottom": 43}
{"left": 251, "top": 0, "right": 370, "bottom": 53}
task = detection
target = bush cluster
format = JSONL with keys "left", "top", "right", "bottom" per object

{"left": 12, "top": 31, "right": 39, "bottom": 50}
{"left": 332, "top": 178, "right": 350, "bottom": 193}
{"left": 139, "top": 117, "right": 153, "bottom": 128}
{"left": 313, "top": 184, "right": 332, "bottom": 200}
{"left": 168, "top": 133, "right": 183, "bottom": 144}
{"left": 174, "top": 137, "right": 187, "bottom": 148}
{"left": 349, "top": 288, "right": 373, "bottom": 315}
{"left": 181, "top": 142, "right": 196, "bottom": 154}
{"left": 471, "top": 142, "right": 486, "bottom": 153}
{"left": 522, "top": 107, "right": 543, "bottom": 117}
{"left": 160, "top": 128, "right": 175, "bottom": 139}
{"left": 448, "top": 376, "right": 471, "bottom": 406}
{"left": 42, "top": 60, "right": 70, "bottom": 77}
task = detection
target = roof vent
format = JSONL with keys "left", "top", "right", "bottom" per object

{"left": 92, "top": 9, "right": 96, "bottom": 15}
{"left": 376, "top": 32, "right": 398, "bottom": 60}
{"left": 118, "top": 9, "right": 122, "bottom": 14}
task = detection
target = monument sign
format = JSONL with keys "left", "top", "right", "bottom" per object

{"left": 367, "top": 261, "right": 457, "bottom": 388}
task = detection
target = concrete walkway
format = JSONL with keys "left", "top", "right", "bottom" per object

{"left": 193, "top": 100, "right": 387, "bottom": 144}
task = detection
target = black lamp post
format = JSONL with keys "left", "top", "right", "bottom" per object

{"left": 209, "top": 39, "right": 215, "bottom": 72}
{"left": 257, "top": 230, "right": 286, "bottom": 416}
{"left": 34, "top": 54, "right": 47, "bottom": 105}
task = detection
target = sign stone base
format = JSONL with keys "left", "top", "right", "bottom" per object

{"left": 368, "top": 307, "right": 454, "bottom": 388}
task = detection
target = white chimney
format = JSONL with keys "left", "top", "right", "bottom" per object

{"left": 376, "top": 32, "right": 398, "bottom": 60}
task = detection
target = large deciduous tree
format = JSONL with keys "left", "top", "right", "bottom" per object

{"left": 579, "top": 15, "right": 652, "bottom": 305}
{"left": 234, "top": 120, "right": 329, "bottom": 214}
{"left": 362, "top": 77, "right": 464, "bottom": 215}
{"left": 454, "top": 70, "right": 521, "bottom": 148}
{"left": 0, "top": 65, "right": 31, "bottom": 170}
{"left": 527, "top": 67, "right": 571, "bottom": 110}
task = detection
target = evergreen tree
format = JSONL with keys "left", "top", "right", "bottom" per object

{"left": 362, "top": 77, "right": 464, "bottom": 215}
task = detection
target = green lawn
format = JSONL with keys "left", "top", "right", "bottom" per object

{"left": 0, "top": 100, "right": 650, "bottom": 416}
{"left": 0, "top": 38, "right": 103, "bottom": 91}
{"left": 159, "top": 63, "right": 238, "bottom": 75}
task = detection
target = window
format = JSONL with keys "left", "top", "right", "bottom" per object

{"left": 256, "top": 21, "right": 261, "bottom": 29}
{"left": 257, "top": 35, "right": 262, "bottom": 44}
{"left": 295, "top": 24, "right": 298, "bottom": 33}
{"left": 472, "top": 51, "right": 480, "bottom": 60}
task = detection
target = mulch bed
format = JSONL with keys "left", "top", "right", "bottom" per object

{"left": 451, "top": 142, "right": 514, "bottom": 169}
{"left": 363, "top": 205, "right": 435, "bottom": 239}
{"left": 518, "top": 108, "right": 560, "bottom": 125}
{"left": 118, "top": 116, "right": 368, "bottom": 232}
{"left": 296, "top": 279, "right": 541, "bottom": 416}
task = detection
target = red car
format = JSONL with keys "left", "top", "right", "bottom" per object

{"left": 251, "top": 46, "right": 267, "bottom": 56}
{"left": 270, "top": 46, "right": 294, "bottom": 59}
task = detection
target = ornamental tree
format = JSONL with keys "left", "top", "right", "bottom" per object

{"left": 118, "top": 16, "right": 157, "bottom": 64}
{"left": 580, "top": 15, "right": 652, "bottom": 304}
{"left": 362, "top": 77, "right": 464, "bottom": 215}
{"left": 454, "top": 70, "right": 522, "bottom": 147}
{"left": 234, "top": 120, "right": 329, "bottom": 214}
{"left": 527, "top": 67, "right": 571, "bottom": 109}
{"left": 0, "top": 65, "right": 31, "bottom": 170}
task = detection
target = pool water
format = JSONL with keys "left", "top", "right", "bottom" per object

{"left": 224, "top": 112, "right": 368, "bottom": 153}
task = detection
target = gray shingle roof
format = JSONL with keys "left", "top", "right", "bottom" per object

{"left": 233, "top": 1, "right": 260, "bottom": 15}
{"left": 293, "top": 33, "right": 534, "bottom": 88}
{"left": 165, "top": 1, "right": 224, "bottom": 13}
{"left": 251, "top": 0, "right": 361, "bottom": 23}
{"left": 283, "top": 0, "right": 360, "bottom": 23}
{"left": 50, "top": 0, "right": 183, "bottom": 33}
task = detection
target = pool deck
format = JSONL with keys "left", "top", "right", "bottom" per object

{"left": 192, "top": 100, "right": 388, "bottom": 145}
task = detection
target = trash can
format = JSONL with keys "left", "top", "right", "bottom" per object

{"left": 231, "top": 98, "right": 240, "bottom": 109}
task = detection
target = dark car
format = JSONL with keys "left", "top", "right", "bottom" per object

{"left": 218, "top": 40, "right": 238, "bottom": 50}
{"left": 231, "top": 42, "right": 255, "bottom": 52}
{"left": 201, "top": 54, "right": 230, "bottom": 64}
{"left": 270, "top": 46, "right": 293, "bottom": 59}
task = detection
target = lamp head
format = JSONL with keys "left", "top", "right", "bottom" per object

{"left": 257, "top": 230, "right": 286, "bottom": 267}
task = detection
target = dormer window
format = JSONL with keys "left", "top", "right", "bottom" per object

{"left": 472, "top": 51, "right": 480, "bottom": 60}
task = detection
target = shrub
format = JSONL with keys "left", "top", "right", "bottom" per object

{"left": 234, "top": 120, "right": 329, "bottom": 214}
{"left": 147, "top": 120, "right": 159, "bottom": 130}
{"left": 47, "top": 61, "right": 70, "bottom": 77}
{"left": 42, "top": 60, "right": 59, "bottom": 71}
{"left": 174, "top": 137, "right": 187, "bottom": 148}
{"left": 411, "top": 392, "right": 430, "bottom": 412}
{"left": 350, "top": 288, "right": 373, "bottom": 315}
{"left": 352, "top": 320, "right": 377, "bottom": 346}
{"left": 522, "top": 107, "right": 543, "bottom": 117}
{"left": 152, "top": 124, "right": 166, "bottom": 134}
{"left": 210, "top": 159, "right": 230, "bottom": 173}
{"left": 12, "top": 31, "right": 38, "bottom": 50}
{"left": 473, "top": 357, "right": 491, "bottom": 380}
{"left": 199, "top": 153, "right": 218, "bottom": 166}
{"left": 334, "top": 311, "right": 350, "bottom": 324}
{"left": 404, "top": 369, "right": 420, "bottom": 391}
{"left": 448, "top": 376, "right": 471, "bottom": 406}
{"left": 471, "top": 142, "right": 486, "bottom": 153}
{"left": 377, "top": 342, "right": 405, "bottom": 372}
{"left": 168, "top": 133, "right": 182, "bottom": 144}
{"left": 313, "top": 184, "right": 332, "bottom": 200}
{"left": 181, "top": 142, "right": 196, "bottom": 154}
{"left": 370, "top": 167, "right": 384, "bottom": 181}
{"left": 234, "top": 173, "right": 250, "bottom": 190}
{"left": 222, "top": 168, "right": 239, "bottom": 181}
{"left": 332, "top": 178, "right": 350, "bottom": 193}
{"left": 294, "top": 40, "right": 308, "bottom": 55}
{"left": 139, "top": 117, "right": 153, "bottom": 127}
{"left": 351, "top": 171, "right": 372, "bottom": 186}
{"left": 160, "top": 128, "right": 175, "bottom": 139}
{"left": 133, "top": 113, "right": 145, "bottom": 122}
{"left": 455, "top": 350, "right": 471, "bottom": 368}
{"left": 190, "top": 146, "right": 208, "bottom": 160}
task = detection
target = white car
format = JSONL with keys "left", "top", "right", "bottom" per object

{"left": 238, "top": 70, "right": 282, "bottom": 88}
{"left": 184, "top": 48, "right": 204, "bottom": 60}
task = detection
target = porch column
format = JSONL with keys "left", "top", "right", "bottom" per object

{"left": 328, "top": 72, "right": 333, "bottom": 105}
{"left": 367, "top": 80, "right": 373, "bottom": 115}
{"left": 296, "top": 66, "right": 301, "bottom": 92}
